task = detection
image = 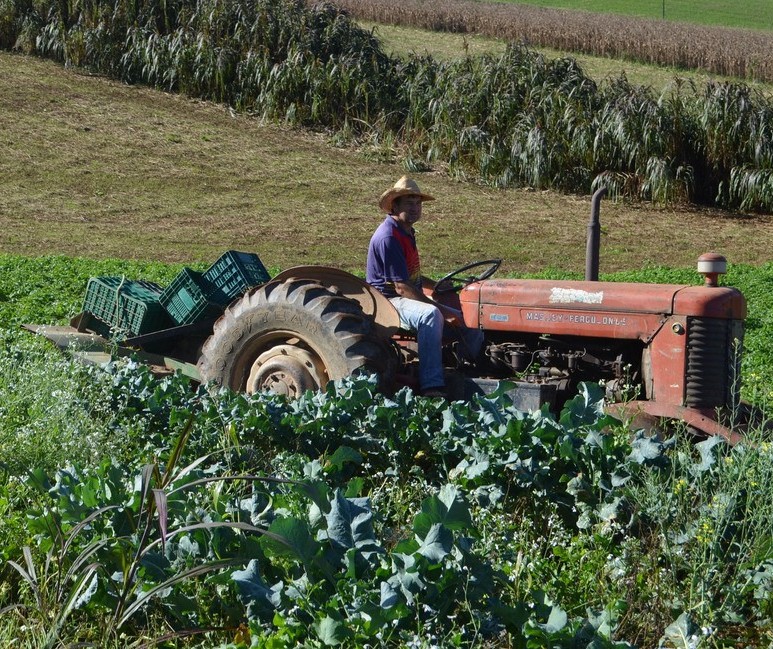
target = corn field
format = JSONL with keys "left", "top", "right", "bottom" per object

{"left": 1, "top": 0, "right": 772, "bottom": 212}
{"left": 328, "top": 0, "right": 773, "bottom": 84}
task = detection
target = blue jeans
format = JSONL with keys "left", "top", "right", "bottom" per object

{"left": 389, "top": 297, "right": 484, "bottom": 391}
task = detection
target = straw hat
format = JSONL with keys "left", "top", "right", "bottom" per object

{"left": 378, "top": 176, "right": 435, "bottom": 213}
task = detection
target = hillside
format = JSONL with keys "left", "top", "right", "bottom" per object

{"left": 2, "top": 52, "right": 772, "bottom": 278}
{"left": 331, "top": 0, "right": 773, "bottom": 82}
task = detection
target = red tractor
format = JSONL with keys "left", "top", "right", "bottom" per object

{"left": 195, "top": 191, "right": 747, "bottom": 443}
{"left": 29, "top": 191, "right": 748, "bottom": 442}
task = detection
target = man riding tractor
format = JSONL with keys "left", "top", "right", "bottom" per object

{"left": 366, "top": 176, "right": 487, "bottom": 398}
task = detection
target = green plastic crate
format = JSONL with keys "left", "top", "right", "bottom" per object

{"left": 83, "top": 277, "right": 172, "bottom": 339}
{"left": 159, "top": 268, "right": 225, "bottom": 325}
{"left": 203, "top": 250, "right": 270, "bottom": 302}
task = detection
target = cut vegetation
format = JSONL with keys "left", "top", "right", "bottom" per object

{"left": 2, "top": 0, "right": 773, "bottom": 213}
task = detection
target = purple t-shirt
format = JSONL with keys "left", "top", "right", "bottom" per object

{"left": 366, "top": 216, "right": 422, "bottom": 298}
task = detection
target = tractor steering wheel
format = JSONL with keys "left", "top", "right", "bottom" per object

{"left": 433, "top": 259, "right": 502, "bottom": 294}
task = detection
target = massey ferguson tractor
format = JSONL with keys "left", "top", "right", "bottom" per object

{"left": 29, "top": 191, "right": 748, "bottom": 442}
{"left": 194, "top": 254, "right": 745, "bottom": 443}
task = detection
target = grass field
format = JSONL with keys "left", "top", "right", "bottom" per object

{"left": 3, "top": 52, "right": 773, "bottom": 280}
{"left": 496, "top": 0, "right": 773, "bottom": 31}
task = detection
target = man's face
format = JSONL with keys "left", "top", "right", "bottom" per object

{"left": 392, "top": 195, "right": 423, "bottom": 227}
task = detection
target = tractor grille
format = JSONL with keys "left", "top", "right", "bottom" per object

{"left": 685, "top": 317, "right": 744, "bottom": 410}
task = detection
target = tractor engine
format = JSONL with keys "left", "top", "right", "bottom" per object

{"left": 484, "top": 333, "right": 642, "bottom": 404}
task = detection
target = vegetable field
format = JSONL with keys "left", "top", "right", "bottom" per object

{"left": 0, "top": 256, "right": 772, "bottom": 647}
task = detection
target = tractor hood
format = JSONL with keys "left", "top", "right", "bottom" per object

{"left": 465, "top": 279, "right": 681, "bottom": 313}
{"left": 460, "top": 279, "right": 746, "bottom": 339}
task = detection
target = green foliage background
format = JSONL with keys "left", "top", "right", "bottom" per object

{"left": 1, "top": 0, "right": 773, "bottom": 210}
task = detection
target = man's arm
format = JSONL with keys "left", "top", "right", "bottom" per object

{"left": 392, "top": 280, "right": 430, "bottom": 302}
{"left": 394, "top": 276, "right": 452, "bottom": 302}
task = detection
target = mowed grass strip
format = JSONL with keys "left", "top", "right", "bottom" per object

{"left": 361, "top": 21, "right": 773, "bottom": 94}
{"left": 2, "top": 52, "right": 772, "bottom": 278}
{"left": 493, "top": 0, "right": 773, "bottom": 31}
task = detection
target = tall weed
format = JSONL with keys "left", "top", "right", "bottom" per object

{"left": 628, "top": 430, "right": 773, "bottom": 636}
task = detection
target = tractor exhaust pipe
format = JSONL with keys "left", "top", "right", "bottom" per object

{"left": 585, "top": 187, "right": 607, "bottom": 281}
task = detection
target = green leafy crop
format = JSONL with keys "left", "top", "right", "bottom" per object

{"left": 1, "top": 255, "right": 772, "bottom": 646}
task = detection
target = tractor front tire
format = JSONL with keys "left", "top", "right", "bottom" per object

{"left": 197, "top": 279, "right": 390, "bottom": 397}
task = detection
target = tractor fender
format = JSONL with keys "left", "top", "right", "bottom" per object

{"left": 268, "top": 266, "right": 402, "bottom": 337}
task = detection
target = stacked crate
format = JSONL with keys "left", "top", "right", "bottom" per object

{"left": 160, "top": 251, "right": 271, "bottom": 325}
{"left": 82, "top": 277, "right": 173, "bottom": 339}
{"left": 82, "top": 251, "right": 271, "bottom": 339}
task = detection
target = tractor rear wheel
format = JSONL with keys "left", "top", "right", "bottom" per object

{"left": 197, "top": 279, "right": 392, "bottom": 397}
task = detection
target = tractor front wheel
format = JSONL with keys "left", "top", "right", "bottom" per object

{"left": 197, "top": 279, "right": 391, "bottom": 397}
